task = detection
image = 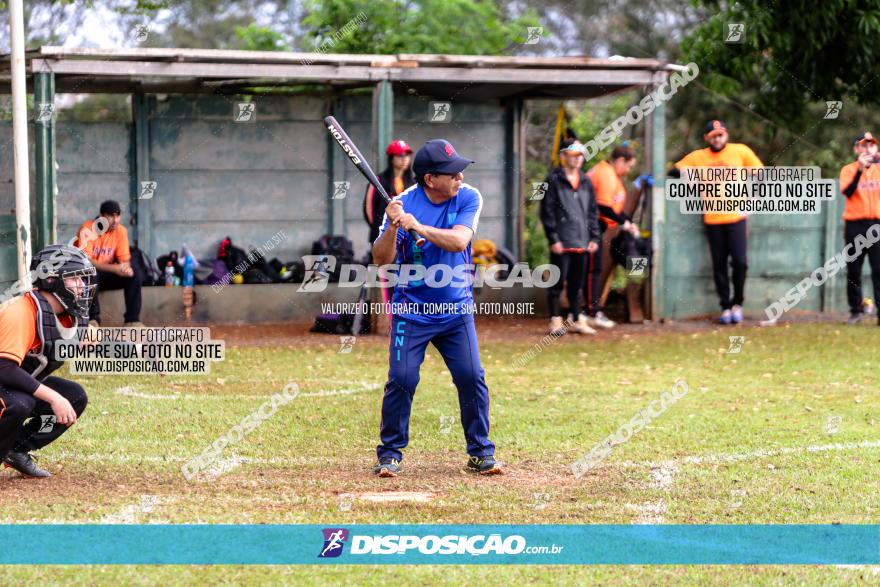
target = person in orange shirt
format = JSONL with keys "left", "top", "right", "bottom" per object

{"left": 839, "top": 132, "right": 880, "bottom": 324}
{"left": 672, "top": 120, "right": 763, "bottom": 325}
{"left": 75, "top": 200, "right": 144, "bottom": 326}
{"left": 585, "top": 145, "right": 640, "bottom": 329}
{"left": 0, "top": 245, "right": 93, "bottom": 477}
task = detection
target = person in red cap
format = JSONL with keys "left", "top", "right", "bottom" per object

{"left": 363, "top": 140, "right": 415, "bottom": 245}
{"left": 839, "top": 132, "right": 880, "bottom": 324}
{"left": 671, "top": 120, "right": 763, "bottom": 325}
{"left": 363, "top": 140, "right": 415, "bottom": 317}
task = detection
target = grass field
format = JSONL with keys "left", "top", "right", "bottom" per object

{"left": 2, "top": 319, "right": 879, "bottom": 585}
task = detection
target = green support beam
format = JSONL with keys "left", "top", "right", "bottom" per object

{"left": 821, "top": 180, "right": 844, "bottom": 313}
{"left": 650, "top": 92, "right": 667, "bottom": 320}
{"left": 503, "top": 100, "right": 521, "bottom": 254}
{"left": 328, "top": 98, "right": 344, "bottom": 235}
{"left": 34, "top": 71, "right": 56, "bottom": 251}
{"left": 373, "top": 80, "right": 393, "bottom": 172}
{"left": 132, "top": 92, "right": 153, "bottom": 255}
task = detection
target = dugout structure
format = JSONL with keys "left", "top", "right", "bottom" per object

{"left": 0, "top": 47, "right": 849, "bottom": 320}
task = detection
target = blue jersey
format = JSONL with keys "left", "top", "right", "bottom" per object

{"left": 375, "top": 183, "right": 483, "bottom": 324}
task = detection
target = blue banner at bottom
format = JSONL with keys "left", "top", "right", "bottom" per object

{"left": 0, "top": 525, "right": 877, "bottom": 565}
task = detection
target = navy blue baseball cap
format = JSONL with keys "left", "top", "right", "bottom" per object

{"left": 412, "top": 139, "right": 474, "bottom": 178}
{"left": 704, "top": 119, "right": 728, "bottom": 137}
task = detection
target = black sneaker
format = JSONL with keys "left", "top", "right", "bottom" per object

{"left": 467, "top": 455, "right": 504, "bottom": 475}
{"left": 846, "top": 313, "right": 863, "bottom": 325}
{"left": 373, "top": 457, "right": 401, "bottom": 477}
{"left": 3, "top": 452, "right": 51, "bottom": 478}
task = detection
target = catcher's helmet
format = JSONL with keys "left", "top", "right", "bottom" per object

{"left": 31, "top": 245, "right": 96, "bottom": 320}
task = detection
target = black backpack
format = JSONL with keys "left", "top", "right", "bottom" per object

{"left": 219, "top": 238, "right": 249, "bottom": 273}
{"left": 311, "top": 234, "right": 355, "bottom": 282}
{"left": 131, "top": 246, "right": 161, "bottom": 286}
{"left": 311, "top": 312, "right": 371, "bottom": 335}
{"left": 312, "top": 234, "right": 354, "bottom": 260}
{"left": 610, "top": 231, "right": 653, "bottom": 270}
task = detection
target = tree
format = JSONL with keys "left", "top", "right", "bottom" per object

{"left": 300, "top": 0, "right": 539, "bottom": 55}
{"left": 0, "top": 0, "right": 90, "bottom": 52}
{"left": 235, "top": 23, "right": 290, "bottom": 51}
{"left": 684, "top": 1, "right": 880, "bottom": 121}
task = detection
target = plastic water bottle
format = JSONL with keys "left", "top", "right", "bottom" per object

{"left": 164, "top": 261, "right": 175, "bottom": 287}
{"left": 182, "top": 252, "right": 196, "bottom": 287}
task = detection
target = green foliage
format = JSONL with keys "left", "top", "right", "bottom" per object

{"left": 110, "top": 0, "right": 172, "bottom": 16}
{"left": 567, "top": 93, "right": 639, "bottom": 164}
{"left": 57, "top": 95, "right": 131, "bottom": 122}
{"left": 300, "top": 0, "right": 539, "bottom": 55}
{"left": 235, "top": 23, "right": 290, "bottom": 52}
{"left": 684, "top": 1, "right": 880, "bottom": 119}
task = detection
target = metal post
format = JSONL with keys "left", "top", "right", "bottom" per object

{"left": 328, "top": 98, "right": 344, "bottom": 235}
{"left": 504, "top": 100, "right": 521, "bottom": 253}
{"left": 642, "top": 88, "right": 654, "bottom": 319}
{"left": 9, "top": 0, "right": 31, "bottom": 283}
{"left": 373, "top": 80, "right": 393, "bottom": 171}
{"left": 34, "top": 71, "right": 56, "bottom": 251}
{"left": 649, "top": 76, "right": 667, "bottom": 320}
{"left": 821, "top": 181, "right": 843, "bottom": 313}
{"left": 132, "top": 93, "right": 153, "bottom": 255}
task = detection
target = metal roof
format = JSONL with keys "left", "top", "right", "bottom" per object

{"left": 0, "top": 46, "right": 676, "bottom": 99}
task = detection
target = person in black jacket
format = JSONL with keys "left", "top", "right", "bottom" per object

{"left": 539, "top": 139, "right": 601, "bottom": 335}
{"left": 363, "top": 140, "right": 415, "bottom": 245}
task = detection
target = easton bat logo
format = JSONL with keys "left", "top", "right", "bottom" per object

{"left": 327, "top": 125, "right": 362, "bottom": 165}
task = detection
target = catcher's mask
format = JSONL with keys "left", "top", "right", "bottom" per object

{"left": 31, "top": 245, "right": 97, "bottom": 320}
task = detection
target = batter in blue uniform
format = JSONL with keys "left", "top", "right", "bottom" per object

{"left": 371, "top": 139, "right": 502, "bottom": 477}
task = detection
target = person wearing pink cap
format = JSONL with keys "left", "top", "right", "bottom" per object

{"left": 363, "top": 140, "right": 416, "bottom": 319}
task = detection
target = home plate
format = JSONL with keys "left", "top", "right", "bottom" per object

{"left": 357, "top": 492, "right": 434, "bottom": 503}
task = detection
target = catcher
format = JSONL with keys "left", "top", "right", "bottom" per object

{"left": 0, "top": 245, "right": 94, "bottom": 478}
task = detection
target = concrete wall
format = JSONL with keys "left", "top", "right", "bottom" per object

{"left": 660, "top": 185, "right": 860, "bottom": 318}
{"left": 143, "top": 95, "right": 329, "bottom": 262}
{"left": 339, "top": 95, "right": 509, "bottom": 257}
{"left": 0, "top": 214, "right": 15, "bottom": 294}
{"left": 56, "top": 121, "right": 132, "bottom": 243}
{"left": 0, "top": 91, "right": 516, "bottom": 300}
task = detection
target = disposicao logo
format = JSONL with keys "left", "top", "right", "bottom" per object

{"left": 349, "top": 533, "right": 528, "bottom": 556}
{"left": 318, "top": 530, "right": 562, "bottom": 558}
{"left": 318, "top": 528, "right": 349, "bottom": 558}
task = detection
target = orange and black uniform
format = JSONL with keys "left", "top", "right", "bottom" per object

{"left": 839, "top": 161, "right": 880, "bottom": 314}
{"left": 674, "top": 143, "right": 763, "bottom": 310}
{"left": 75, "top": 219, "right": 142, "bottom": 324}
{"left": 584, "top": 160, "right": 630, "bottom": 315}
{"left": 0, "top": 294, "right": 88, "bottom": 460}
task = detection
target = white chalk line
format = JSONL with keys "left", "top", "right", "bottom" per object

{"left": 625, "top": 500, "right": 667, "bottom": 524}
{"left": 625, "top": 439, "right": 880, "bottom": 469}
{"left": 34, "top": 451, "right": 336, "bottom": 467}
{"left": 99, "top": 495, "right": 164, "bottom": 524}
{"left": 39, "top": 439, "right": 880, "bottom": 471}
{"left": 114, "top": 381, "right": 381, "bottom": 401}
{"left": 615, "top": 442, "right": 880, "bottom": 523}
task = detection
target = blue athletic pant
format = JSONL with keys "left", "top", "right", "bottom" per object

{"left": 377, "top": 313, "right": 495, "bottom": 461}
